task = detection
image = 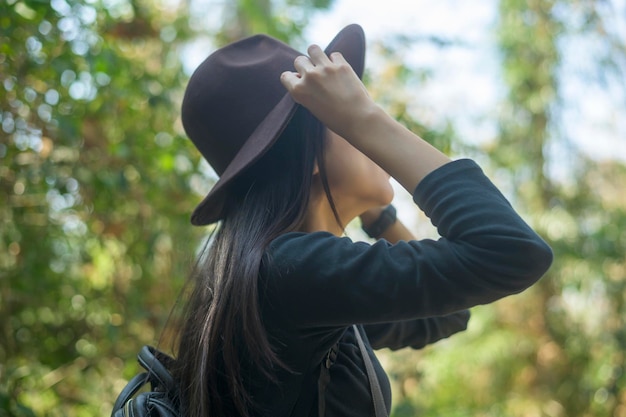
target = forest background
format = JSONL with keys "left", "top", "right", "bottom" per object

{"left": 1, "top": 0, "right": 625, "bottom": 416}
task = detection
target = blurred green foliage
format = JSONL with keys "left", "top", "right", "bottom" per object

{"left": 1, "top": 0, "right": 202, "bottom": 415}
{"left": 1, "top": 0, "right": 624, "bottom": 416}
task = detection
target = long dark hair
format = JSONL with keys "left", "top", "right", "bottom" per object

{"left": 175, "top": 107, "right": 340, "bottom": 417}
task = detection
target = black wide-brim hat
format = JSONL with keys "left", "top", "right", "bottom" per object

{"left": 181, "top": 24, "right": 366, "bottom": 225}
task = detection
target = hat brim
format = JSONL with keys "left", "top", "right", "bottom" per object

{"left": 191, "top": 24, "right": 366, "bottom": 226}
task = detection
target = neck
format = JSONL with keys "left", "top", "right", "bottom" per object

{"left": 299, "top": 185, "right": 348, "bottom": 236}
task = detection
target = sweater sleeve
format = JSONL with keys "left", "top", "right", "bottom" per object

{"left": 262, "top": 159, "right": 553, "bottom": 328}
{"left": 364, "top": 310, "right": 471, "bottom": 350}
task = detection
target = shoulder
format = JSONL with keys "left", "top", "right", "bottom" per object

{"left": 261, "top": 230, "right": 433, "bottom": 313}
{"left": 260, "top": 231, "right": 411, "bottom": 327}
{"left": 268, "top": 231, "right": 372, "bottom": 257}
{"left": 265, "top": 231, "right": 399, "bottom": 279}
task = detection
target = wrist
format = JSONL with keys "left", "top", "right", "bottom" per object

{"left": 340, "top": 102, "right": 386, "bottom": 146}
{"left": 359, "top": 206, "right": 384, "bottom": 226}
{"left": 361, "top": 204, "right": 397, "bottom": 239}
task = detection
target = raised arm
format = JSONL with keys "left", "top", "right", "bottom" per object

{"left": 280, "top": 44, "right": 450, "bottom": 194}
{"left": 271, "top": 44, "right": 553, "bottom": 329}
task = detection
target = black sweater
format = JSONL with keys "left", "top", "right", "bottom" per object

{"left": 255, "top": 159, "right": 553, "bottom": 417}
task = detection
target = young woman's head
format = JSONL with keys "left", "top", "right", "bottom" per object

{"left": 181, "top": 25, "right": 367, "bottom": 226}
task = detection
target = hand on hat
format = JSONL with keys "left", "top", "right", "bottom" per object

{"left": 282, "top": 45, "right": 451, "bottom": 195}
{"left": 280, "top": 45, "right": 377, "bottom": 142}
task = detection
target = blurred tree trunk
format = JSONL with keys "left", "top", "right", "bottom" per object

{"left": 495, "top": 0, "right": 559, "bottom": 211}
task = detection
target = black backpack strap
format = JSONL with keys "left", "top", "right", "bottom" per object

{"left": 289, "top": 332, "right": 343, "bottom": 417}
{"left": 112, "top": 372, "right": 149, "bottom": 416}
{"left": 317, "top": 341, "right": 339, "bottom": 417}
{"left": 138, "top": 346, "right": 177, "bottom": 393}
{"left": 315, "top": 326, "right": 388, "bottom": 417}
{"left": 354, "top": 325, "right": 387, "bottom": 417}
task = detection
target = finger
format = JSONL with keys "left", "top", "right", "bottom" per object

{"left": 293, "top": 55, "right": 314, "bottom": 74}
{"left": 280, "top": 71, "right": 301, "bottom": 91}
{"left": 328, "top": 51, "right": 348, "bottom": 64}
{"left": 307, "top": 44, "right": 331, "bottom": 65}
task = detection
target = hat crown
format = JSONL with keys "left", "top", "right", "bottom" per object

{"left": 181, "top": 24, "right": 366, "bottom": 225}
{"left": 181, "top": 35, "right": 300, "bottom": 175}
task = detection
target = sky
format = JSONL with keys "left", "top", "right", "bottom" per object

{"left": 307, "top": 0, "right": 501, "bottom": 144}
{"left": 304, "top": 0, "right": 625, "bottom": 163}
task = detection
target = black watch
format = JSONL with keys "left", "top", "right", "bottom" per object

{"left": 362, "top": 204, "right": 397, "bottom": 239}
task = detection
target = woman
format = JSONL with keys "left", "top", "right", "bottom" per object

{"left": 175, "top": 24, "right": 553, "bottom": 417}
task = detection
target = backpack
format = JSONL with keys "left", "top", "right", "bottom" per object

{"left": 111, "top": 346, "right": 179, "bottom": 417}
{"left": 111, "top": 325, "right": 386, "bottom": 417}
